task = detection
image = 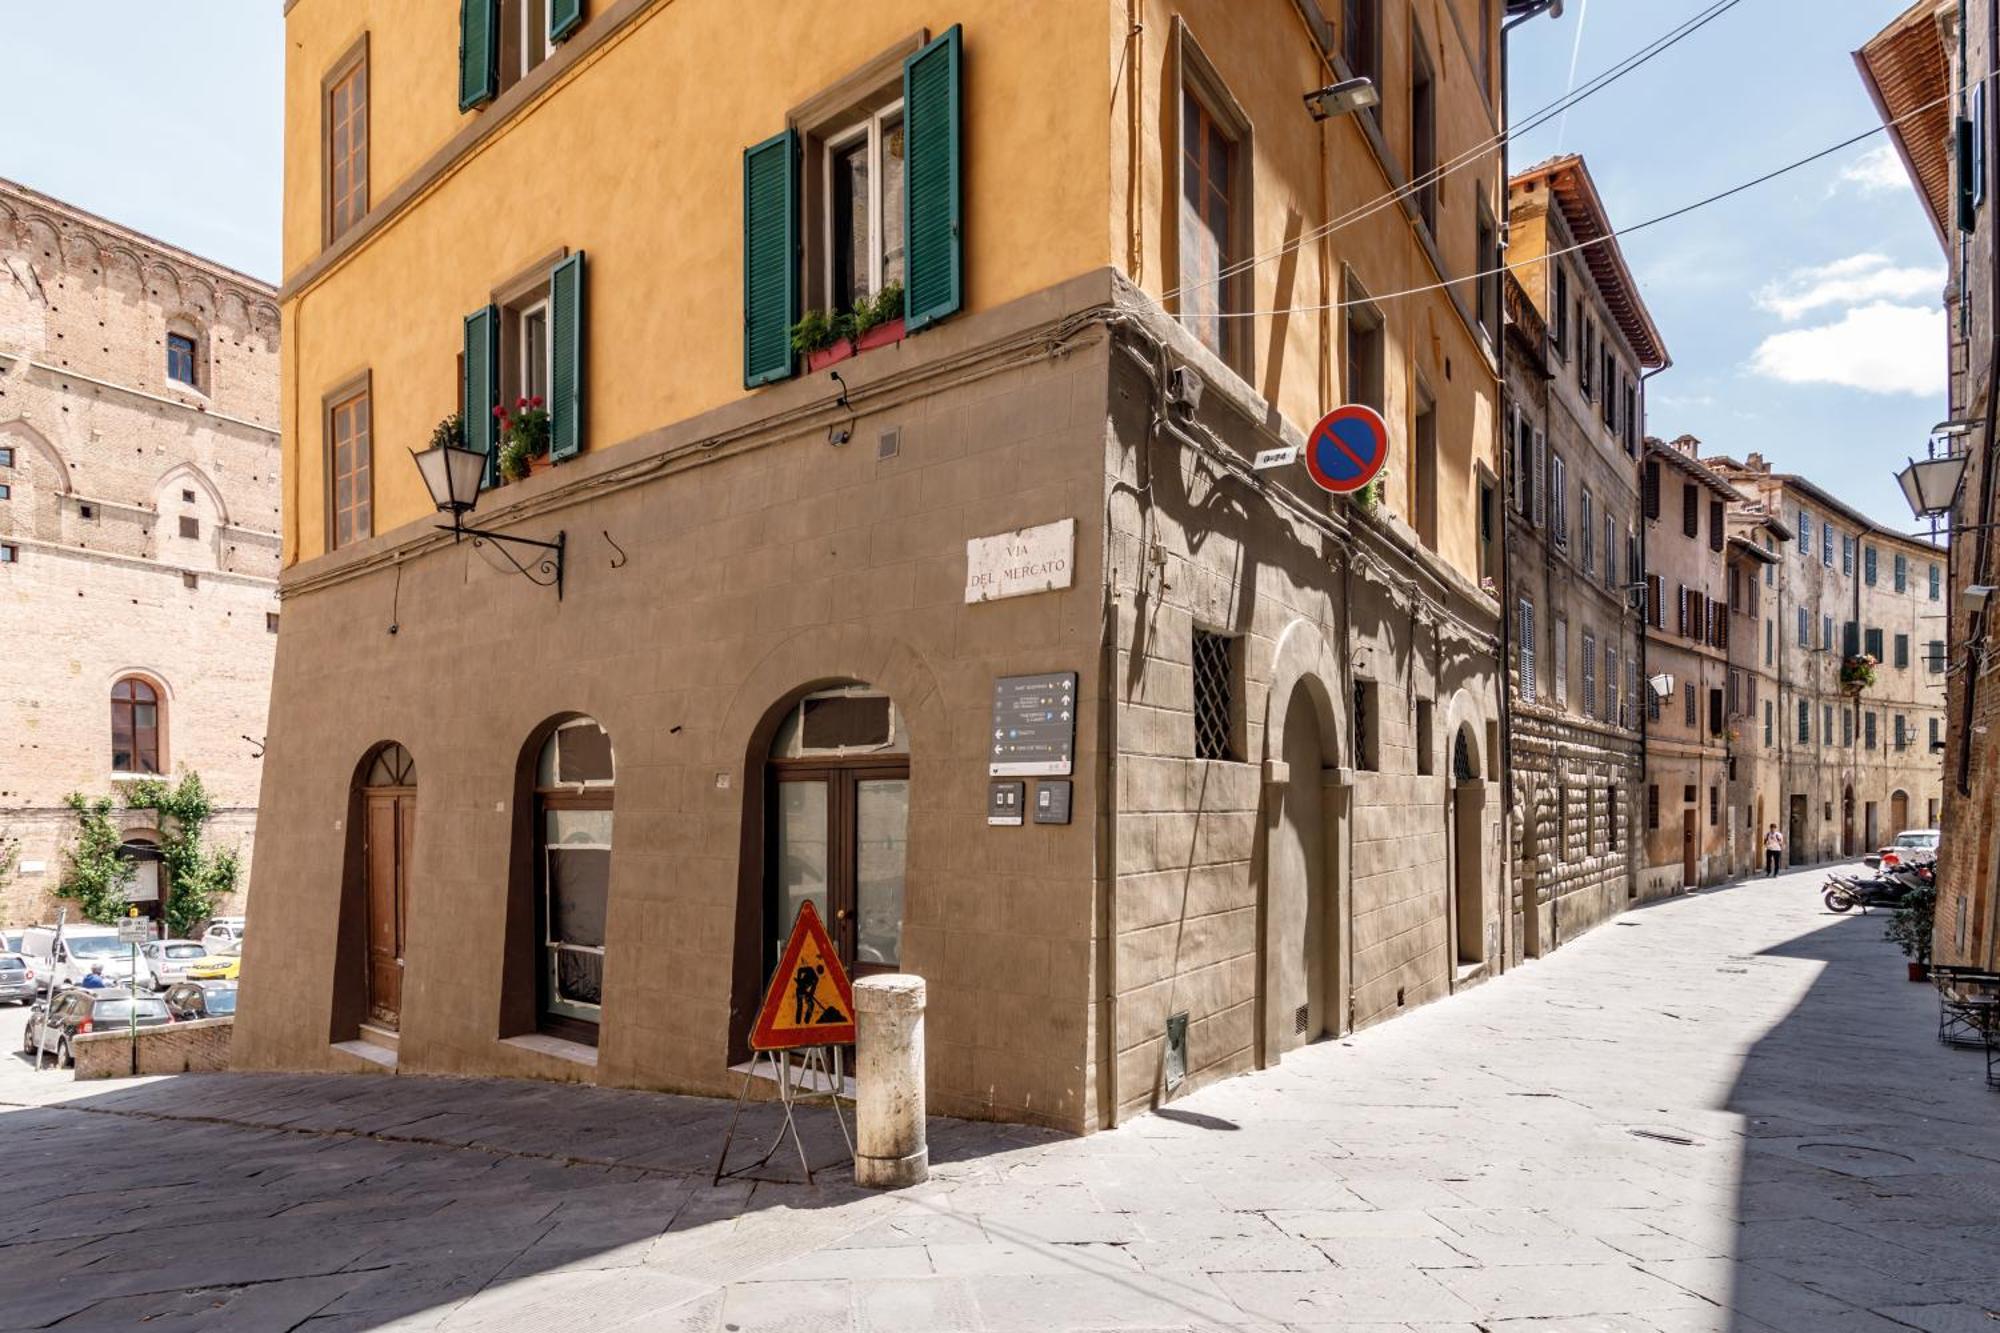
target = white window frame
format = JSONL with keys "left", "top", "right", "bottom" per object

{"left": 821, "top": 100, "right": 906, "bottom": 310}
{"left": 519, "top": 298, "right": 550, "bottom": 407}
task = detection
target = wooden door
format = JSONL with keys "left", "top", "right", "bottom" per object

{"left": 364, "top": 791, "right": 411, "bottom": 1028}
{"left": 1681, "top": 809, "right": 1697, "bottom": 886}
{"left": 768, "top": 762, "right": 908, "bottom": 982}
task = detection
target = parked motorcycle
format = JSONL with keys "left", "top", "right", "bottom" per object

{"left": 1823, "top": 864, "right": 1929, "bottom": 914}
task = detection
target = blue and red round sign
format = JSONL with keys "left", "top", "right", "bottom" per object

{"left": 1304, "top": 404, "right": 1389, "bottom": 495}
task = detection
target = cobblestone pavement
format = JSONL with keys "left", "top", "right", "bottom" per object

{"left": 2, "top": 865, "right": 1996, "bottom": 1331}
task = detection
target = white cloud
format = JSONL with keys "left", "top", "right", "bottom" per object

{"left": 1835, "top": 144, "right": 1911, "bottom": 195}
{"left": 1748, "top": 302, "right": 1944, "bottom": 396}
{"left": 1755, "top": 252, "right": 1944, "bottom": 321}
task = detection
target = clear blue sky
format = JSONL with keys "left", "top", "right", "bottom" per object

{"left": 0, "top": 2, "right": 1942, "bottom": 533}
{"left": 0, "top": 1, "right": 283, "bottom": 283}
{"left": 1508, "top": 0, "right": 1945, "bottom": 533}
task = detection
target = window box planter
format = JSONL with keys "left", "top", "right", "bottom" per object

{"left": 1838, "top": 654, "right": 1877, "bottom": 695}
{"left": 806, "top": 339, "right": 855, "bottom": 373}
{"left": 855, "top": 316, "right": 905, "bottom": 353}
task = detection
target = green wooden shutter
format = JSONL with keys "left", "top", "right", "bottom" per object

{"left": 459, "top": 0, "right": 500, "bottom": 111}
{"left": 903, "top": 25, "right": 963, "bottom": 332}
{"left": 550, "top": 0, "right": 584, "bottom": 45}
{"left": 550, "top": 252, "right": 585, "bottom": 461}
{"left": 742, "top": 129, "right": 798, "bottom": 387}
{"left": 464, "top": 305, "right": 501, "bottom": 488}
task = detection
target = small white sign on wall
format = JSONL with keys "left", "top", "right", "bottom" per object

{"left": 965, "top": 518, "right": 1075, "bottom": 604}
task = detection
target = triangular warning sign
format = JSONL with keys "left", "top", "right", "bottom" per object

{"left": 750, "top": 900, "right": 857, "bottom": 1050}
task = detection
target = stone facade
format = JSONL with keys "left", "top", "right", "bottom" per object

{"left": 1858, "top": 0, "right": 1997, "bottom": 970}
{"left": 1721, "top": 504, "right": 1790, "bottom": 879}
{"left": 1708, "top": 458, "right": 1947, "bottom": 869}
{"left": 1638, "top": 438, "right": 1739, "bottom": 893}
{"left": 1500, "top": 157, "right": 1662, "bottom": 959}
{"left": 0, "top": 177, "right": 280, "bottom": 928}
{"left": 245, "top": 1, "right": 1510, "bottom": 1132}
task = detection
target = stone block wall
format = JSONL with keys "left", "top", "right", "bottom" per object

{"left": 73, "top": 1016, "right": 234, "bottom": 1080}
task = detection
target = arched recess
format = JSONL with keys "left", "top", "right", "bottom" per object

{"left": 154, "top": 460, "right": 231, "bottom": 528}
{"left": 502, "top": 716, "right": 615, "bottom": 1048}
{"left": 1256, "top": 618, "right": 1347, "bottom": 1067}
{"left": 332, "top": 741, "right": 418, "bottom": 1044}
{"left": 1441, "top": 687, "right": 1491, "bottom": 970}
{"left": 0, "top": 418, "right": 73, "bottom": 495}
{"left": 719, "top": 625, "right": 949, "bottom": 1063}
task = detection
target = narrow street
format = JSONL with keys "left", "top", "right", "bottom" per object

{"left": 2, "top": 866, "right": 1995, "bottom": 1332}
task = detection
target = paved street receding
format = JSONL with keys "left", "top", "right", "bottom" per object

{"left": 3, "top": 865, "right": 1996, "bottom": 1332}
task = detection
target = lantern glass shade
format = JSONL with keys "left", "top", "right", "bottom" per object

{"left": 1896, "top": 453, "right": 1969, "bottom": 520}
{"left": 413, "top": 443, "right": 486, "bottom": 516}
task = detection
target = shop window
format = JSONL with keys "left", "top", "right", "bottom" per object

{"left": 1192, "top": 629, "right": 1240, "bottom": 761}
{"left": 112, "top": 676, "right": 163, "bottom": 774}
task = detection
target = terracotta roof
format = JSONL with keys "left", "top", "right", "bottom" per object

{"left": 1646, "top": 438, "right": 1743, "bottom": 502}
{"left": 1854, "top": 1, "right": 1954, "bottom": 251}
{"left": 1509, "top": 154, "right": 1668, "bottom": 369}
{"left": 1727, "top": 534, "right": 1781, "bottom": 565}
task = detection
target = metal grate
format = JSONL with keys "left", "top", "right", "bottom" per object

{"left": 1293, "top": 1003, "right": 1310, "bottom": 1036}
{"left": 1192, "top": 631, "right": 1236, "bottom": 760}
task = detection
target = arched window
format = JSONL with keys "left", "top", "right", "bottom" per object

{"left": 532, "top": 718, "right": 614, "bottom": 1043}
{"left": 111, "top": 677, "right": 162, "bottom": 774}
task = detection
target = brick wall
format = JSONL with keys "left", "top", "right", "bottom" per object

{"left": 72, "top": 1016, "right": 234, "bottom": 1080}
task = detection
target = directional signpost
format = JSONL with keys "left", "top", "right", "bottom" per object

{"left": 990, "top": 672, "right": 1077, "bottom": 776}
{"left": 1302, "top": 404, "right": 1390, "bottom": 495}
{"left": 119, "top": 908, "right": 152, "bottom": 1075}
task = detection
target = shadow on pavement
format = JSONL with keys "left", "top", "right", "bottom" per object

{"left": 0, "top": 1053, "right": 1055, "bottom": 1330}
{"left": 1717, "top": 894, "right": 2000, "bottom": 1331}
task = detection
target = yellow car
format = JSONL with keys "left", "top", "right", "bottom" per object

{"left": 185, "top": 940, "right": 241, "bottom": 981}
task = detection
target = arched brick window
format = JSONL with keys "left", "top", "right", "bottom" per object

{"left": 111, "top": 677, "right": 163, "bottom": 774}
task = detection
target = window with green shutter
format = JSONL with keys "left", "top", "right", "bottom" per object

{"left": 459, "top": 0, "right": 500, "bottom": 111}
{"left": 742, "top": 129, "right": 798, "bottom": 387}
{"left": 550, "top": 252, "right": 585, "bottom": 460}
{"left": 902, "top": 26, "right": 962, "bottom": 331}
{"left": 464, "top": 305, "right": 501, "bottom": 488}
{"left": 550, "top": 0, "right": 584, "bottom": 45}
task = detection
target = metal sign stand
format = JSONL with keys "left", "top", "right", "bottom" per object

{"left": 711, "top": 1044, "right": 852, "bottom": 1187}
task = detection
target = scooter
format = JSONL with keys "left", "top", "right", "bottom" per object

{"left": 1823, "top": 864, "right": 1927, "bottom": 914}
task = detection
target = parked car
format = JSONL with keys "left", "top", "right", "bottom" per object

{"left": 1865, "top": 828, "right": 1941, "bottom": 871}
{"left": 199, "top": 918, "right": 246, "bottom": 953}
{"left": 185, "top": 940, "right": 241, "bottom": 982}
{"left": 2, "top": 931, "right": 25, "bottom": 955}
{"left": 140, "top": 939, "right": 210, "bottom": 990}
{"left": 17, "top": 926, "right": 148, "bottom": 992}
{"left": 162, "top": 979, "right": 237, "bottom": 1021}
{"left": 20, "top": 988, "right": 172, "bottom": 1067}
{"left": 0, "top": 953, "right": 36, "bottom": 1005}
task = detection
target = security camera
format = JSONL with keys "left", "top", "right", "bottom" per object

{"left": 1305, "top": 77, "right": 1380, "bottom": 122}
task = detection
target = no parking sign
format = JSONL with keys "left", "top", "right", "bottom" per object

{"left": 1303, "top": 404, "right": 1390, "bottom": 495}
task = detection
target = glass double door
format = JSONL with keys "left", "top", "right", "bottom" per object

{"left": 770, "top": 763, "right": 908, "bottom": 979}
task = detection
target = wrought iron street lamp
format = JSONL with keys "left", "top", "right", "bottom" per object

{"left": 409, "top": 442, "right": 566, "bottom": 598}
{"left": 1895, "top": 451, "right": 1969, "bottom": 522}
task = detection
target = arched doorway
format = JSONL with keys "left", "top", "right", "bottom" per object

{"left": 1270, "top": 680, "right": 1332, "bottom": 1051}
{"left": 1841, "top": 785, "right": 1856, "bottom": 858}
{"left": 1451, "top": 726, "right": 1485, "bottom": 965}
{"left": 526, "top": 718, "right": 614, "bottom": 1045}
{"left": 1890, "top": 789, "right": 1910, "bottom": 834}
{"left": 761, "top": 686, "right": 909, "bottom": 982}
{"left": 358, "top": 743, "right": 415, "bottom": 1031}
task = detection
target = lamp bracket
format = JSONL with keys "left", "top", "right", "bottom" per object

{"left": 437, "top": 520, "right": 566, "bottom": 599}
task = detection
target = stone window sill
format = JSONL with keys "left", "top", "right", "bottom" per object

{"left": 501, "top": 1032, "right": 598, "bottom": 1069}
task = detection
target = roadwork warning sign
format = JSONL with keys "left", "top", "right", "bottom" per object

{"left": 749, "top": 900, "right": 857, "bottom": 1050}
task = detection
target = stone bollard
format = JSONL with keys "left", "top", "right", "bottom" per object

{"left": 852, "top": 974, "right": 928, "bottom": 1189}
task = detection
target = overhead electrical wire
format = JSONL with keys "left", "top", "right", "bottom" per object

{"left": 1161, "top": 0, "right": 1751, "bottom": 306}
{"left": 1203, "top": 68, "right": 1992, "bottom": 321}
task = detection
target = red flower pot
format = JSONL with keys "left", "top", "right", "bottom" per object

{"left": 807, "top": 340, "right": 854, "bottom": 373}
{"left": 855, "top": 316, "right": 906, "bottom": 352}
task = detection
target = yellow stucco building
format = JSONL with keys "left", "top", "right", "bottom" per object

{"left": 242, "top": 0, "right": 1511, "bottom": 1132}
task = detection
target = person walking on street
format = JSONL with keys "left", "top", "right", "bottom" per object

{"left": 1763, "top": 825, "right": 1785, "bottom": 878}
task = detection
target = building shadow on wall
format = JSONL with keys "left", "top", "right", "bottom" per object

{"left": 1712, "top": 905, "right": 2000, "bottom": 1329}
{"left": 0, "top": 1058, "right": 1060, "bottom": 1329}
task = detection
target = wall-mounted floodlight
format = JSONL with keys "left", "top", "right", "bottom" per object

{"left": 1305, "top": 77, "right": 1379, "bottom": 122}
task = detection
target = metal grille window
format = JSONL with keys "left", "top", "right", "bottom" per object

{"left": 1798, "top": 700, "right": 1809, "bottom": 743}
{"left": 1683, "top": 682, "right": 1696, "bottom": 727}
{"left": 1709, "top": 786, "right": 1719, "bottom": 827}
{"left": 1191, "top": 630, "right": 1237, "bottom": 761}
{"left": 1353, "top": 681, "right": 1380, "bottom": 771}
{"left": 1646, "top": 783, "right": 1660, "bottom": 830}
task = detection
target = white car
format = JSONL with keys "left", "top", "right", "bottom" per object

{"left": 200, "top": 918, "right": 246, "bottom": 953}
{"left": 17, "top": 926, "right": 149, "bottom": 991}
{"left": 140, "top": 939, "right": 210, "bottom": 990}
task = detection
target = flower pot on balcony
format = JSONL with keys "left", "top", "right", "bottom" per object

{"left": 807, "top": 340, "right": 855, "bottom": 373}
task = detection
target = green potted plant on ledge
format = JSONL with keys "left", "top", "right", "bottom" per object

{"left": 791, "top": 282, "right": 908, "bottom": 372}
{"left": 1839, "top": 653, "right": 1877, "bottom": 695}
{"left": 1884, "top": 880, "right": 1936, "bottom": 982}
{"left": 851, "top": 280, "right": 905, "bottom": 352}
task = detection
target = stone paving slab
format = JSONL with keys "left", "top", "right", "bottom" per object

{"left": 1, "top": 866, "right": 1997, "bottom": 1330}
